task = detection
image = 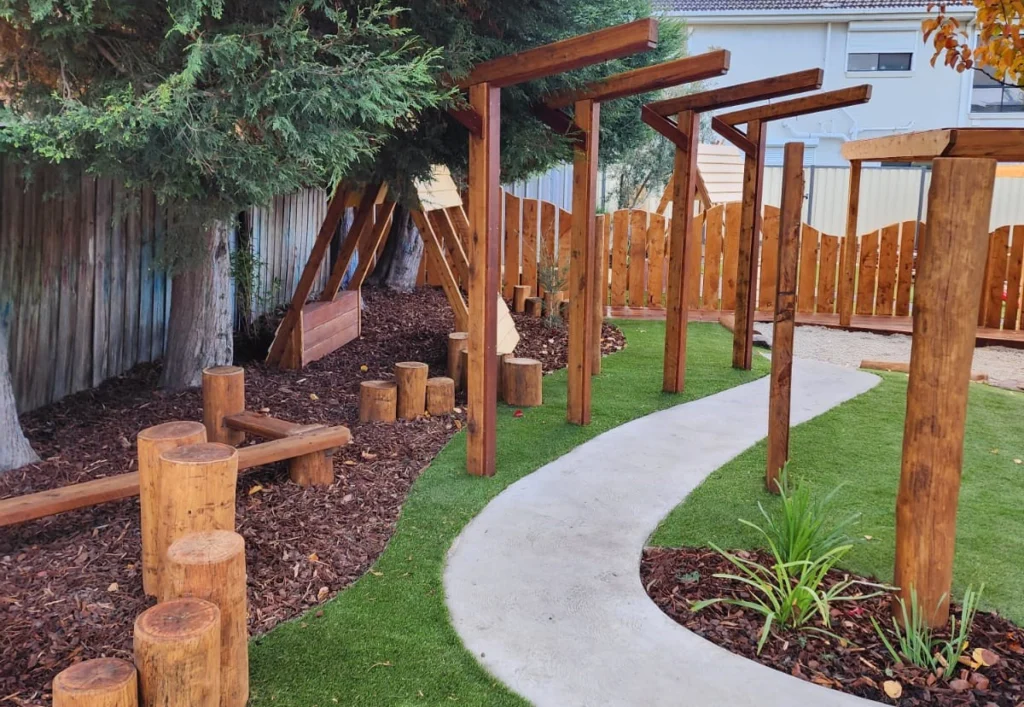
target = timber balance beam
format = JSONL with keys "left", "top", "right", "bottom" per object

{"left": 0, "top": 426, "right": 351, "bottom": 528}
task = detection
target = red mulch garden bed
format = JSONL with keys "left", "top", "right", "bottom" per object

{"left": 0, "top": 287, "right": 624, "bottom": 705}
{"left": 642, "top": 546, "right": 1024, "bottom": 706}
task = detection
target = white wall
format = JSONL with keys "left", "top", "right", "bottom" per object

{"left": 685, "top": 18, "right": 1020, "bottom": 166}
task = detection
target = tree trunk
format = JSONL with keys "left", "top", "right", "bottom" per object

{"left": 161, "top": 222, "right": 234, "bottom": 390}
{"left": 368, "top": 205, "right": 423, "bottom": 292}
{"left": 0, "top": 305, "right": 38, "bottom": 473}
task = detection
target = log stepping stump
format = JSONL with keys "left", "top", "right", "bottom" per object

{"left": 359, "top": 381, "right": 398, "bottom": 423}
{"left": 448, "top": 332, "right": 469, "bottom": 390}
{"left": 395, "top": 362, "right": 428, "bottom": 420}
{"left": 525, "top": 297, "right": 544, "bottom": 318}
{"left": 134, "top": 598, "right": 221, "bottom": 707}
{"left": 153, "top": 443, "right": 238, "bottom": 596}
{"left": 202, "top": 366, "right": 245, "bottom": 445}
{"left": 426, "top": 377, "right": 456, "bottom": 416}
{"left": 53, "top": 658, "right": 138, "bottom": 707}
{"left": 138, "top": 421, "right": 207, "bottom": 597}
{"left": 162, "top": 531, "right": 248, "bottom": 707}
{"left": 513, "top": 285, "right": 531, "bottom": 313}
{"left": 503, "top": 358, "right": 543, "bottom": 407}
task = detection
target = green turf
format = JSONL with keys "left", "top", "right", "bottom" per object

{"left": 650, "top": 371, "right": 1024, "bottom": 624}
{"left": 248, "top": 321, "right": 769, "bottom": 706}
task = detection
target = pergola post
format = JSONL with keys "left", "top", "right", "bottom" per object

{"left": 766, "top": 142, "right": 803, "bottom": 491}
{"left": 893, "top": 157, "right": 995, "bottom": 626}
{"left": 731, "top": 119, "right": 768, "bottom": 371}
{"left": 838, "top": 160, "right": 862, "bottom": 327}
{"left": 663, "top": 111, "right": 700, "bottom": 393}
{"left": 465, "top": 82, "right": 501, "bottom": 477}
{"left": 567, "top": 99, "right": 601, "bottom": 425}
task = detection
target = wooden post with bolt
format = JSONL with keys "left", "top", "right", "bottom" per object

{"left": 766, "top": 142, "right": 803, "bottom": 492}
{"left": 447, "top": 332, "right": 469, "bottom": 390}
{"left": 893, "top": 157, "right": 996, "bottom": 627}
{"left": 503, "top": 358, "right": 543, "bottom": 407}
{"left": 359, "top": 381, "right": 398, "bottom": 423}
{"left": 512, "top": 285, "right": 531, "bottom": 313}
{"left": 162, "top": 530, "right": 248, "bottom": 707}
{"left": 202, "top": 367, "right": 246, "bottom": 445}
{"left": 426, "top": 377, "right": 456, "bottom": 416}
{"left": 137, "top": 421, "right": 208, "bottom": 597}
{"left": 394, "top": 362, "right": 428, "bottom": 420}
{"left": 53, "top": 658, "right": 138, "bottom": 707}
{"left": 134, "top": 598, "right": 221, "bottom": 707}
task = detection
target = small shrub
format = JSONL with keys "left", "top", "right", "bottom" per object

{"left": 537, "top": 252, "right": 567, "bottom": 297}
{"left": 872, "top": 585, "right": 983, "bottom": 677}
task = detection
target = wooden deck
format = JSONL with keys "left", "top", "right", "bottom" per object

{"left": 605, "top": 307, "right": 1024, "bottom": 349}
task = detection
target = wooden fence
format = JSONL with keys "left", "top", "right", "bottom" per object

{"left": 1, "top": 156, "right": 328, "bottom": 412}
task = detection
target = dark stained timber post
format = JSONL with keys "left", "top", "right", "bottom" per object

{"left": 893, "top": 157, "right": 996, "bottom": 627}
{"left": 732, "top": 120, "right": 767, "bottom": 370}
{"left": 766, "top": 142, "right": 803, "bottom": 492}
{"left": 838, "top": 161, "right": 862, "bottom": 327}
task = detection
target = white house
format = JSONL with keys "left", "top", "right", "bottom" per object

{"left": 654, "top": 0, "right": 1024, "bottom": 166}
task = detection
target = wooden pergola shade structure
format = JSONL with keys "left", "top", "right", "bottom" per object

{"left": 839, "top": 127, "right": 1024, "bottom": 627}
{"left": 642, "top": 71, "right": 871, "bottom": 389}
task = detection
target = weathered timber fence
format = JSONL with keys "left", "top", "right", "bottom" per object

{"left": 0, "top": 157, "right": 329, "bottom": 412}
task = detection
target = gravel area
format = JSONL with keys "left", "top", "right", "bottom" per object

{"left": 758, "top": 325, "right": 1024, "bottom": 386}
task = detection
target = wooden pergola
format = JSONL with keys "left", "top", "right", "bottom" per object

{"left": 533, "top": 50, "right": 732, "bottom": 425}
{"left": 640, "top": 68, "right": 825, "bottom": 392}
{"left": 840, "top": 127, "right": 1024, "bottom": 628}
{"left": 452, "top": 19, "right": 661, "bottom": 476}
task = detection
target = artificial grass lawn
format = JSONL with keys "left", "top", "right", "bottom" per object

{"left": 248, "top": 321, "right": 768, "bottom": 706}
{"left": 650, "top": 371, "right": 1024, "bottom": 624}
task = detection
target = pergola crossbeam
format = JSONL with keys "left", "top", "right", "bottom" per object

{"left": 716, "top": 84, "right": 872, "bottom": 126}
{"left": 647, "top": 68, "right": 823, "bottom": 117}
{"left": 710, "top": 117, "right": 755, "bottom": 157}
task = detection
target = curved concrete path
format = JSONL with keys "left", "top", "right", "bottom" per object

{"left": 445, "top": 358, "right": 881, "bottom": 706}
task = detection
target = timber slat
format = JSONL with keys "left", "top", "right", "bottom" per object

{"left": 702, "top": 205, "right": 724, "bottom": 309}
{"left": 981, "top": 227, "right": 1010, "bottom": 329}
{"left": 1005, "top": 226, "right": 1024, "bottom": 330}
{"left": 797, "top": 225, "right": 819, "bottom": 313}
{"left": 816, "top": 234, "right": 840, "bottom": 314}
{"left": 856, "top": 230, "right": 880, "bottom": 315}
{"left": 721, "top": 202, "right": 741, "bottom": 309}
{"left": 647, "top": 213, "right": 668, "bottom": 308}
{"left": 759, "top": 212, "right": 779, "bottom": 311}
{"left": 522, "top": 199, "right": 540, "bottom": 296}
{"left": 628, "top": 210, "right": 648, "bottom": 307}
{"left": 895, "top": 222, "right": 917, "bottom": 317}
{"left": 503, "top": 192, "right": 521, "bottom": 299}
{"left": 611, "top": 210, "right": 629, "bottom": 306}
{"left": 875, "top": 223, "right": 900, "bottom": 315}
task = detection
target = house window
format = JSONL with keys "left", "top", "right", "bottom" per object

{"left": 846, "top": 28, "right": 917, "bottom": 73}
{"left": 971, "top": 69, "right": 1024, "bottom": 113}
{"left": 847, "top": 52, "right": 913, "bottom": 72}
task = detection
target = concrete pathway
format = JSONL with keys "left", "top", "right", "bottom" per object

{"left": 444, "top": 358, "right": 881, "bottom": 707}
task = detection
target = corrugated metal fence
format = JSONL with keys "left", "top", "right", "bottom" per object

{"left": 0, "top": 157, "right": 328, "bottom": 412}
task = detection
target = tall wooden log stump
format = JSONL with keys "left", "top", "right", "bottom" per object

{"left": 134, "top": 598, "right": 221, "bottom": 707}
{"left": 394, "top": 362, "right": 428, "bottom": 420}
{"left": 525, "top": 297, "right": 544, "bottom": 318}
{"left": 162, "top": 531, "right": 248, "bottom": 707}
{"left": 202, "top": 367, "right": 245, "bottom": 445}
{"left": 154, "top": 443, "right": 238, "bottom": 595}
{"left": 503, "top": 358, "right": 543, "bottom": 407}
{"left": 359, "top": 381, "right": 398, "bottom": 423}
{"left": 426, "top": 377, "right": 456, "bottom": 416}
{"left": 447, "top": 332, "right": 469, "bottom": 391}
{"left": 287, "top": 429, "right": 335, "bottom": 487}
{"left": 893, "top": 157, "right": 996, "bottom": 627}
{"left": 512, "top": 285, "right": 531, "bottom": 313}
{"left": 138, "top": 421, "right": 208, "bottom": 597}
{"left": 53, "top": 658, "right": 138, "bottom": 707}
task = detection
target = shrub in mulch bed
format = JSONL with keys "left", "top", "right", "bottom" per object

{"left": 0, "top": 286, "right": 622, "bottom": 705}
{"left": 641, "top": 546, "right": 1024, "bottom": 706}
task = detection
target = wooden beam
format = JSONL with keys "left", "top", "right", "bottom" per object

{"left": 348, "top": 202, "right": 397, "bottom": 291}
{"left": 837, "top": 161, "right": 862, "bottom": 327}
{"left": 532, "top": 105, "right": 587, "bottom": 149}
{"left": 544, "top": 50, "right": 730, "bottom": 109}
{"left": 321, "top": 183, "right": 388, "bottom": 302}
{"left": 648, "top": 68, "right": 823, "bottom": 116}
{"left": 663, "top": 111, "right": 701, "bottom": 393}
{"left": 894, "top": 157, "right": 996, "bottom": 627}
{"left": 448, "top": 107, "right": 483, "bottom": 138}
{"left": 842, "top": 127, "right": 1024, "bottom": 163}
{"left": 567, "top": 99, "right": 601, "bottom": 425}
{"left": 224, "top": 411, "right": 322, "bottom": 440}
{"left": 265, "top": 188, "right": 347, "bottom": 365}
{"left": 458, "top": 19, "right": 658, "bottom": 89}
{"left": 766, "top": 142, "right": 803, "bottom": 492}
{"left": 732, "top": 120, "right": 767, "bottom": 370}
{"left": 711, "top": 117, "right": 755, "bottom": 157}
{"left": 641, "top": 106, "right": 691, "bottom": 151}
{"left": 465, "top": 82, "right": 501, "bottom": 477}
{"left": 412, "top": 209, "right": 469, "bottom": 331}
{"left": 717, "top": 84, "right": 872, "bottom": 126}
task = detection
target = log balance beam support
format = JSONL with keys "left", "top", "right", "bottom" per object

{"left": 53, "top": 658, "right": 138, "bottom": 707}
{"left": 766, "top": 142, "right": 803, "bottom": 492}
{"left": 894, "top": 157, "right": 995, "bottom": 627}
{"left": 134, "top": 598, "right": 221, "bottom": 707}
{"left": 458, "top": 18, "right": 659, "bottom": 472}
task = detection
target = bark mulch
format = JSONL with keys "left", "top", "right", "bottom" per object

{"left": 0, "top": 287, "right": 623, "bottom": 705}
{"left": 642, "top": 546, "right": 1024, "bottom": 706}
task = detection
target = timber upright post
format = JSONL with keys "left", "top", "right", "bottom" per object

{"left": 893, "top": 157, "right": 996, "bottom": 627}
{"left": 838, "top": 161, "right": 862, "bottom": 327}
{"left": 731, "top": 120, "right": 768, "bottom": 370}
{"left": 765, "top": 142, "right": 803, "bottom": 492}
{"left": 567, "top": 99, "right": 601, "bottom": 424}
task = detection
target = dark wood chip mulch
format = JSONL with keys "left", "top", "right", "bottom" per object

{"left": 0, "top": 286, "right": 623, "bottom": 705}
{"left": 642, "top": 546, "right": 1024, "bottom": 706}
